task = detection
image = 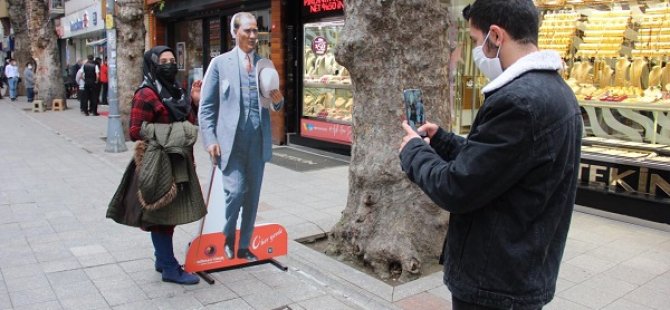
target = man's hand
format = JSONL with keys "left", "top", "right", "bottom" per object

{"left": 270, "top": 89, "right": 283, "bottom": 104}
{"left": 191, "top": 80, "right": 202, "bottom": 106}
{"left": 417, "top": 122, "right": 439, "bottom": 140}
{"left": 207, "top": 144, "right": 220, "bottom": 164}
{"left": 400, "top": 121, "right": 426, "bottom": 152}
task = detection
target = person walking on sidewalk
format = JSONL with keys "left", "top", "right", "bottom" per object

{"left": 99, "top": 57, "right": 109, "bottom": 105}
{"left": 199, "top": 12, "right": 284, "bottom": 263}
{"left": 23, "top": 62, "right": 35, "bottom": 103}
{"left": 5, "top": 59, "right": 19, "bottom": 101}
{"left": 81, "top": 55, "right": 99, "bottom": 115}
{"left": 399, "top": 1, "right": 582, "bottom": 309}
{"left": 75, "top": 60, "right": 88, "bottom": 115}
{"left": 107, "top": 46, "right": 206, "bottom": 285}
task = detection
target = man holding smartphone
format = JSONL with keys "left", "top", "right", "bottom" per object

{"left": 399, "top": 1, "right": 582, "bottom": 309}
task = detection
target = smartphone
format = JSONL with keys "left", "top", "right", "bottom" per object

{"left": 403, "top": 89, "right": 426, "bottom": 136}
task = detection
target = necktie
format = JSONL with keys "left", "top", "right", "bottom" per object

{"left": 245, "top": 54, "right": 252, "bottom": 73}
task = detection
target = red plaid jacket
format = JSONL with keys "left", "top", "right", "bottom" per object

{"left": 129, "top": 87, "right": 197, "bottom": 141}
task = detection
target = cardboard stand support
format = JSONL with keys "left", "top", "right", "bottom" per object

{"left": 184, "top": 167, "right": 289, "bottom": 284}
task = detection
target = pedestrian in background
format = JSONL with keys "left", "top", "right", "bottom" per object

{"left": 75, "top": 59, "right": 86, "bottom": 114}
{"left": 399, "top": 0, "right": 582, "bottom": 309}
{"left": 4, "top": 59, "right": 19, "bottom": 101}
{"left": 99, "top": 57, "right": 109, "bottom": 105}
{"left": 107, "top": 46, "right": 206, "bottom": 285}
{"left": 23, "top": 62, "right": 35, "bottom": 103}
{"left": 81, "top": 55, "right": 99, "bottom": 116}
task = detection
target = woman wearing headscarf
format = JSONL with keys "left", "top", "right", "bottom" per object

{"left": 107, "top": 46, "right": 206, "bottom": 285}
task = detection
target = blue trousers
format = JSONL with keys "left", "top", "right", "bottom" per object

{"left": 26, "top": 88, "right": 34, "bottom": 102}
{"left": 222, "top": 121, "right": 264, "bottom": 250}
{"left": 8, "top": 77, "right": 18, "bottom": 99}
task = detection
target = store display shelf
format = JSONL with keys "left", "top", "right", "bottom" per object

{"left": 579, "top": 100, "right": 670, "bottom": 111}
{"left": 583, "top": 136, "right": 670, "bottom": 156}
{"left": 303, "top": 115, "right": 352, "bottom": 125}
{"left": 304, "top": 82, "right": 352, "bottom": 90}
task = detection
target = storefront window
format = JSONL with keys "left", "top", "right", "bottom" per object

{"left": 300, "top": 20, "right": 353, "bottom": 144}
{"left": 173, "top": 20, "right": 204, "bottom": 90}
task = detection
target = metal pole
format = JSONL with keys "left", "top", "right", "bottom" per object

{"left": 104, "top": 0, "right": 127, "bottom": 153}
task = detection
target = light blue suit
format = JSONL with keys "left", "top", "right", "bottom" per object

{"left": 198, "top": 47, "right": 283, "bottom": 251}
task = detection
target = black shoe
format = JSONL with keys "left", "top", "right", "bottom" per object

{"left": 224, "top": 244, "right": 234, "bottom": 259}
{"left": 237, "top": 249, "right": 258, "bottom": 262}
{"left": 84, "top": 112, "right": 90, "bottom": 116}
{"left": 91, "top": 113, "right": 100, "bottom": 116}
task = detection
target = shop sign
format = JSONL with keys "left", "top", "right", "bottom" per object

{"left": 303, "top": 0, "right": 344, "bottom": 16}
{"left": 311, "top": 36, "right": 328, "bottom": 55}
{"left": 60, "top": 3, "right": 104, "bottom": 38}
{"left": 579, "top": 159, "right": 670, "bottom": 200}
{"left": 301, "top": 119, "right": 352, "bottom": 145}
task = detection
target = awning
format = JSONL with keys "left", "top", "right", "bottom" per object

{"left": 86, "top": 38, "right": 107, "bottom": 46}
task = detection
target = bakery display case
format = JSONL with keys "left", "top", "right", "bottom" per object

{"left": 300, "top": 20, "right": 353, "bottom": 145}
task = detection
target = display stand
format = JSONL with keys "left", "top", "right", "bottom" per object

{"left": 184, "top": 167, "right": 289, "bottom": 284}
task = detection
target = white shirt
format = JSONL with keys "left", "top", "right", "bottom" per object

{"left": 5, "top": 64, "right": 19, "bottom": 78}
{"left": 76, "top": 67, "right": 85, "bottom": 89}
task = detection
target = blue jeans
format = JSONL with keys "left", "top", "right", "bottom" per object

{"left": 26, "top": 88, "right": 34, "bottom": 102}
{"left": 222, "top": 122, "right": 264, "bottom": 251}
{"left": 8, "top": 77, "right": 18, "bottom": 99}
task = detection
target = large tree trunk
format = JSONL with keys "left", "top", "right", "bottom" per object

{"left": 115, "top": 0, "right": 145, "bottom": 138}
{"left": 26, "top": 0, "right": 65, "bottom": 106}
{"left": 327, "top": 0, "right": 453, "bottom": 282}
{"left": 7, "top": 0, "right": 33, "bottom": 97}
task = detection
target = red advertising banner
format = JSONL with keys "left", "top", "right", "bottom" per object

{"left": 184, "top": 224, "right": 288, "bottom": 273}
{"left": 301, "top": 119, "right": 352, "bottom": 145}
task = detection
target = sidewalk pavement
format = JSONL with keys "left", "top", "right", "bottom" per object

{"left": 0, "top": 96, "right": 669, "bottom": 310}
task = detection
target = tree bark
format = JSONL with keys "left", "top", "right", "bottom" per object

{"left": 26, "top": 0, "right": 65, "bottom": 106}
{"left": 115, "top": 0, "right": 146, "bottom": 138}
{"left": 7, "top": 0, "right": 33, "bottom": 97}
{"left": 327, "top": 0, "right": 453, "bottom": 282}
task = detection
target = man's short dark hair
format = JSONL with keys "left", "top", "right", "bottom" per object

{"left": 463, "top": 0, "right": 539, "bottom": 46}
{"left": 87, "top": 54, "right": 94, "bottom": 61}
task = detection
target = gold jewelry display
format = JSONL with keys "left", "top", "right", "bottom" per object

{"left": 661, "top": 63, "right": 670, "bottom": 90}
{"left": 649, "top": 65, "right": 663, "bottom": 87}
{"left": 630, "top": 58, "right": 648, "bottom": 89}
{"left": 614, "top": 57, "right": 631, "bottom": 87}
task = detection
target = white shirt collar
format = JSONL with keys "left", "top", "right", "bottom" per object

{"left": 237, "top": 47, "right": 255, "bottom": 66}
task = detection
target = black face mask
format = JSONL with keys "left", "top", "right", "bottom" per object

{"left": 156, "top": 63, "right": 178, "bottom": 83}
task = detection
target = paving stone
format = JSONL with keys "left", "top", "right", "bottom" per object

{"left": 12, "top": 300, "right": 62, "bottom": 310}
{"left": 192, "top": 285, "right": 238, "bottom": 305}
{"left": 602, "top": 298, "right": 654, "bottom": 310}
{"left": 621, "top": 255, "right": 670, "bottom": 276}
{"left": 46, "top": 269, "right": 89, "bottom": 286}
{"left": 59, "top": 292, "right": 109, "bottom": 310}
{"left": 1, "top": 264, "right": 46, "bottom": 280}
{"left": 5, "top": 273, "right": 50, "bottom": 292}
{"left": 224, "top": 277, "right": 272, "bottom": 297}
{"left": 624, "top": 286, "right": 670, "bottom": 309}
{"left": 69, "top": 245, "right": 108, "bottom": 257}
{"left": 0, "top": 291, "right": 11, "bottom": 310}
{"left": 557, "top": 262, "right": 595, "bottom": 284}
{"left": 151, "top": 296, "right": 203, "bottom": 310}
{"left": 77, "top": 253, "right": 116, "bottom": 268}
{"left": 392, "top": 272, "right": 443, "bottom": 302}
{"left": 99, "top": 286, "right": 148, "bottom": 307}
{"left": 9, "top": 286, "right": 57, "bottom": 307}
{"left": 242, "top": 289, "right": 295, "bottom": 310}
{"left": 210, "top": 269, "right": 254, "bottom": 283}
{"left": 394, "top": 292, "right": 450, "bottom": 310}
{"left": 299, "top": 295, "right": 357, "bottom": 310}
{"left": 601, "top": 264, "right": 658, "bottom": 286}
{"left": 139, "top": 280, "right": 186, "bottom": 299}
{"left": 643, "top": 271, "right": 670, "bottom": 293}
{"left": 53, "top": 280, "right": 100, "bottom": 300}
{"left": 40, "top": 258, "right": 82, "bottom": 273}
{"left": 567, "top": 253, "right": 618, "bottom": 274}
{"left": 204, "top": 298, "right": 253, "bottom": 310}
{"left": 110, "top": 299, "right": 158, "bottom": 310}
{"left": 85, "top": 264, "right": 126, "bottom": 281}
{"left": 118, "top": 259, "right": 155, "bottom": 274}
{"left": 543, "top": 296, "right": 591, "bottom": 310}
{"left": 558, "top": 281, "right": 629, "bottom": 309}
{"left": 275, "top": 281, "right": 325, "bottom": 303}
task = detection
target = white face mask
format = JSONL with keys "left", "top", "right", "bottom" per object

{"left": 472, "top": 31, "right": 503, "bottom": 80}
{"left": 27, "top": 65, "right": 32, "bottom": 69}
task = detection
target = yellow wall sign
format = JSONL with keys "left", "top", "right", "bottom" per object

{"left": 105, "top": 15, "right": 114, "bottom": 29}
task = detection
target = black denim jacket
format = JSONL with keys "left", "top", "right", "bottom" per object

{"left": 400, "top": 52, "right": 582, "bottom": 309}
